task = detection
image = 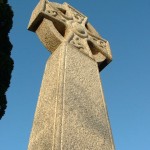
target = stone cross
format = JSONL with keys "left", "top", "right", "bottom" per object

{"left": 28, "top": 0, "right": 115, "bottom": 150}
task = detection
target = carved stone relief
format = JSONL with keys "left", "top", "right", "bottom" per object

{"left": 28, "top": 0, "right": 112, "bottom": 70}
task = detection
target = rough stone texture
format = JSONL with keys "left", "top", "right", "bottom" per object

{"left": 28, "top": 0, "right": 112, "bottom": 71}
{"left": 28, "top": 0, "right": 115, "bottom": 149}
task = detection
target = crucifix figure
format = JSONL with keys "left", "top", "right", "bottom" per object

{"left": 28, "top": 0, "right": 115, "bottom": 150}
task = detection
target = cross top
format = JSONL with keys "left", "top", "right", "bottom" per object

{"left": 28, "top": 0, "right": 112, "bottom": 71}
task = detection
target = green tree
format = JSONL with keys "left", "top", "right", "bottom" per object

{"left": 0, "top": 0, "right": 14, "bottom": 119}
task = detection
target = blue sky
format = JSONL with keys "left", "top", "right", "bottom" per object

{"left": 1, "top": 0, "right": 150, "bottom": 149}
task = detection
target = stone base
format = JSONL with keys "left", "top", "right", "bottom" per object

{"left": 28, "top": 43, "right": 115, "bottom": 150}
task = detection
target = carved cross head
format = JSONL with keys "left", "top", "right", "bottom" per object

{"left": 28, "top": 0, "right": 112, "bottom": 71}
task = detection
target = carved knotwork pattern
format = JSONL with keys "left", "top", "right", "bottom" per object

{"left": 46, "top": 9, "right": 58, "bottom": 17}
{"left": 97, "top": 39, "right": 107, "bottom": 49}
{"left": 90, "top": 36, "right": 109, "bottom": 55}
{"left": 68, "top": 6, "right": 85, "bottom": 24}
{"left": 28, "top": 0, "right": 112, "bottom": 72}
{"left": 70, "top": 34, "right": 84, "bottom": 51}
{"left": 46, "top": 3, "right": 58, "bottom": 16}
{"left": 43, "top": 1, "right": 111, "bottom": 61}
{"left": 35, "top": 1, "right": 111, "bottom": 61}
{"left": 46, "top": 1, "right": 86, "bottom": 24}
{"left": 91, "top": 36, "right": 106, "bottom": 47}
{"left": 69, "top": 34, "right": 95, "bottom": 59}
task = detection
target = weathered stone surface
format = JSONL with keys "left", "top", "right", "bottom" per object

{"left": 28, "top": 0, "right": 115, "bottom": 149}
{"left": 28, "top": 0, "right": 112, "bottom": 71}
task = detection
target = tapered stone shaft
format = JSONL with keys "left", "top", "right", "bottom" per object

{"left": 28, "top": 43, "right": 114, "bottom": 150}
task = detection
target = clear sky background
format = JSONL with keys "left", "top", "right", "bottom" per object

{"left": 1, "top": 0, "right": 150, "bottom": 149}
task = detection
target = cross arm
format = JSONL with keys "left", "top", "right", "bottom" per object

{"left": 28, "top": 0, "right": 112, "bottom": 71}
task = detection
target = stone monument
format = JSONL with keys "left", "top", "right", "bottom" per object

{"left": 28, "top": 0, "right": 115, "bottom": 149}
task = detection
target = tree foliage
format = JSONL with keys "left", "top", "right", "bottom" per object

{"left": 0, "top": 0, "right": 14, "bottom": 119}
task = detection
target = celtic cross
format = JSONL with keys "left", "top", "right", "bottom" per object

{"left": 28, "top": 1, "right": 115, "bottom": 150}
{"left": 28, "top": 0, "right": 112, "bottom": 71}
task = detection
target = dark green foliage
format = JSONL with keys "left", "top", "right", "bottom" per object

{"left": 0, "top": 36, "right": 13, "bottom": 55}
{"left": 3, "top": 0, "right": 8, "bottom": 4}
{"left": 0, "top": 94, "right": 7, "bottom": 119}
{"left": 0, "top": 3, "right": 13, "bottom": 35}
{"left": 0, "top": 0, "right": 14, "bottom": 119}
{"left": 0, "top": 53, "right": 14, "bottom": 95}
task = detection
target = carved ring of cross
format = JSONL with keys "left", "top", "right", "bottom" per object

{"left": 28, "top": 0, "right": 112, "bottom": 71}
